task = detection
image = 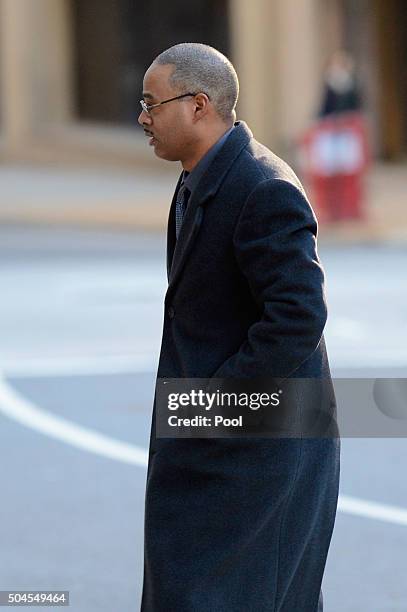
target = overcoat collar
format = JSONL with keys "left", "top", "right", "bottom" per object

{"left": 166, "top": 121, "right": 253, "bottom": 298}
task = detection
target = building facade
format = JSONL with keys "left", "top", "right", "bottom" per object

{"left": 0, "top": 0, "right": 406, "bottom": 165}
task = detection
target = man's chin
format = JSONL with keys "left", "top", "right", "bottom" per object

{"left": 151, "top": 141, "right": 164, "bottom": 158}
{"left": 153, "top": 145, "right": 179, "bottom": 162}
{"left": 153, "top": 146, "right": 165, "bottom": 159}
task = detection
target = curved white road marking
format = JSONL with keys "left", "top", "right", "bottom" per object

{"left": 1, "top": 373, "right": 407, "bottom": 527}
{"left": 0, "top": 374, "right": 148, "bottom": 467}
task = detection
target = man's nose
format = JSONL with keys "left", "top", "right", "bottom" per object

{"left": 138, "top": 110, "right": 152, "bottom": 126}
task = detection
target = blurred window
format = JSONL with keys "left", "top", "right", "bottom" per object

{"left": 72, "top": 0, "right": 230, "bottom": 126}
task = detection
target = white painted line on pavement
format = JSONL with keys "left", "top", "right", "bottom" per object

{"left": 0, "top": 374, "right": 148, "bottom": 467}
{"left": 338, "top": 494, "right": 407, "bottom": 527}
{"left": 1, "top": 372, "right": 407, "bottom": 527}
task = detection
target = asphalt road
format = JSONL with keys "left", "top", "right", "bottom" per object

{"left": 0, "top": 226, "right": 406, "bottom": 611}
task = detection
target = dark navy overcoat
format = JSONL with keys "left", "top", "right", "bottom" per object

{"left": 141, "top": 121, "right": 340, "bottom": 612}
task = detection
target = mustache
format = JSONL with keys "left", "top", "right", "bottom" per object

{"left": 144, "top": 128, "right": 154, "bottom": 137}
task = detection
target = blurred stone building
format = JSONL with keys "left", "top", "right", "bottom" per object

{"left": 0, "top": 0, "right": 406, "bottom": 167}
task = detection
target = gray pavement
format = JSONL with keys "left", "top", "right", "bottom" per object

{"left": 0, "top": 227, "right": 406, "bottom": 611}
{"left": 0, "top": 160, "right": 406, "bottom": 241}
{"left": 0, "top": 164, "right": 177, "bottom": 230}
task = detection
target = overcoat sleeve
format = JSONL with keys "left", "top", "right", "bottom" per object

{"left": 213, "top": 178, "right": 327, "bottom": 379}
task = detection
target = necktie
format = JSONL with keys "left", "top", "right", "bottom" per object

{"left": 175, "top": 183, "right": 190, "bottom": 239}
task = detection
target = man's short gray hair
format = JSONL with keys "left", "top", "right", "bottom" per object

{"left": 153, "top": 43, "right": 239, "bottom": 122}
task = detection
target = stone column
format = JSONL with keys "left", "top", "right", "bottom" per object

{"left": 0, "top": 0, "right": 74, "bottom": 150}
{"left": 228, "top": 0, "right": 278, "bottom": 147}
{"left": 227, "top": 0, "right": 324, "bottom": 155}
{"left": 273, "top": 0, "right": 323, "bottom": 155}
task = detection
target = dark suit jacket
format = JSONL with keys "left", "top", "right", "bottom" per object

{"left": 141, "top": 121, "right": 340, "bottom": 612}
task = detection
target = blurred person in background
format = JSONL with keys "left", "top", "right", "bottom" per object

{"left": 299, "top": 49, "right": 368, "bottom": 222}
{"left": 138, "top": 42, "right": 339, "bottom": 612}
{"left": 319, "top": 49, "right": 362, "bottom": 118}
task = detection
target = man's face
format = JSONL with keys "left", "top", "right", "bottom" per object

{"left": 138, "top": 63, "right": 197, "bottom": 162}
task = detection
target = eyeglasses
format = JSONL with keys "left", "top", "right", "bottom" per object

{"left": 140, "top": 92, "right": 206, "bottom": 115}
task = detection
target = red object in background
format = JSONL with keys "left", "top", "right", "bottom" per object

{"left": 298, "top": 113, "right": 369, "bottom": 222}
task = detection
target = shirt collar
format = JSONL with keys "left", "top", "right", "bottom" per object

{"left": 182, "top": 126, "right": 234, "bottom": 194}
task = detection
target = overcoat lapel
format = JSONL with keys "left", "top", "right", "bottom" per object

{"left": 165, "top": 121, "right": 253, "bottom": 301}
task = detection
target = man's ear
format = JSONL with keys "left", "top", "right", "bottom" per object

{"left": 192, "top": 93, "right": 210, "bottom": 121}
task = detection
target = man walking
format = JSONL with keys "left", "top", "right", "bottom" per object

{"left": 138, "top": 43, "right": 340, "bottom": 612}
